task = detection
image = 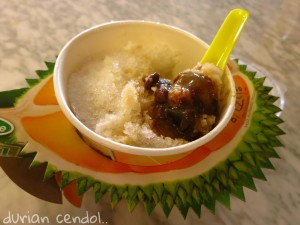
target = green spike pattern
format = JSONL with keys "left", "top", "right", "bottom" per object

{"left": 0, "top": 60, "right": 284, "bottom": 218}
{"left": 43, "top": 163, "right": 58, "bottom": 181}
{"left": 0, "top": 62, "right": 54, "bottom": 151}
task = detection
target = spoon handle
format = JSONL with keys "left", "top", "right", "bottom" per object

{"left": 200, "top": 9, "right": 250, "bottom": 71}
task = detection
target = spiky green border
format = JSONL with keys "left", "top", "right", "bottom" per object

{"left": 0, "top": 60, "right": 284, "bottom": 218}
{"left": 0, "top": 62, "right": 54, "bottom": 108}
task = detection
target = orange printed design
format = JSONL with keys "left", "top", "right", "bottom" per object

{"left": 22, "top": 112, "right": 132, "bottom": 173}
{"left": 21, "top": 74, "right": 252, "bottom": 174}
{"left": 34, "top": 78, "right": 58, "bottom": 105}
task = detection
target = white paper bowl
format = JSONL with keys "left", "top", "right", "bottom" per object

{"left": 54, "top": 21, "right": 236, "bottom": 166}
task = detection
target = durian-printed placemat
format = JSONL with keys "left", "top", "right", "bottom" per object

{"left": 0, "top": 59, "right": 284, "bottom": 218}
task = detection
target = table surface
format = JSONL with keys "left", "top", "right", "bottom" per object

{"left": 0, "top": 0, "right": 299, "bottom": 224}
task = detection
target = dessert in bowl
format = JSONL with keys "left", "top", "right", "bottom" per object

{"left": 54, "top": 21, "right": 236, "bottom": 166}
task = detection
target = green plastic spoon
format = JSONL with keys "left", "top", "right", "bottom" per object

{"left": 200, "top": 9, "right": 250, "bottom": 71}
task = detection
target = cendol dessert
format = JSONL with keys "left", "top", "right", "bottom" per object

{"left": 68, "top": 42, "right": 223, "bottom": 148}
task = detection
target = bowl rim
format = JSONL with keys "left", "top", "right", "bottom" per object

{"left": 54, "top": 20, "right": 236, "bottom": 157}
